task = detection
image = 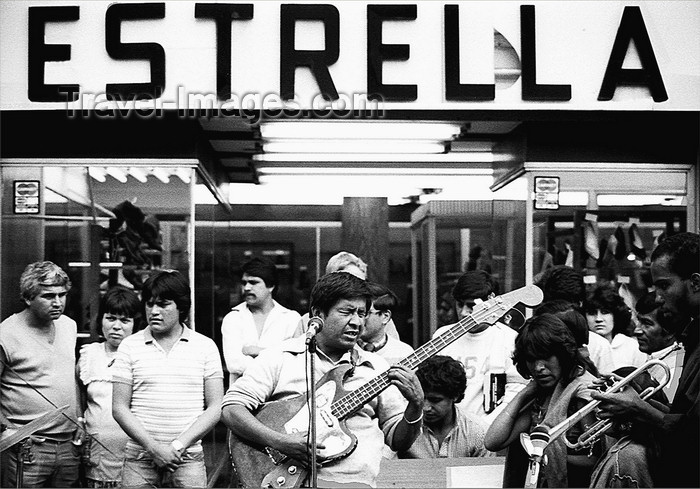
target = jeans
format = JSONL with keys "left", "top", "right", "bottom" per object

{"left": 1, "top": 437, "right": 80, "bottom": 488}
{"left": 121, "top": 446, "right": 207, "bottom": 488}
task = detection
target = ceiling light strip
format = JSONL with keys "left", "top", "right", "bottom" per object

{"left": 256, "top": 167, "right": 493, "bottom": 176}
{"left": 263, "top": 140, "right": 446, "bottom": 154}
{"left": 253, "top": 152, "right": 494, "bottom": 163}
{"left": 260, "top": 121, "right": 463, "bottom": 140}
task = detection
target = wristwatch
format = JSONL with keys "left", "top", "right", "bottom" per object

{"left": 170, "top": 439, "right": 185, "bottom": 453}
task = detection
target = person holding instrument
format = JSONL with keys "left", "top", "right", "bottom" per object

{"left": 485, "top": 313, "right": 602, "bottom": 488}
{"left": 592, "top": 232, "right": 700, "bottom": 488}
{"left": 222, "top": 272, "right": 424, "bottom": 488}
{"left": 588, "top": 367, "right": 668, "bottom": 488}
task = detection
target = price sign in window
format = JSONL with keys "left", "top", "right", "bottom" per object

{"left": 13, "top": 180, "right": 40, "bottom": 214}
{"left": 534, "top": 176, "right": 560, "bottom": 210}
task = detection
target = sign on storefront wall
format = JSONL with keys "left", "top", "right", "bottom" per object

{"left": 13, "top": 180, "right": 40, "bottom": 214}
{"left": 533, "top": 176, "right": 559, "bottom": 210}
{"left": 1, "top": 1, "right": 699, "bottom": 113}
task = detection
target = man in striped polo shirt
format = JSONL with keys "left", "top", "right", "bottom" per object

{"left": 112, "top": 270, "right": 224, "bottom": 488}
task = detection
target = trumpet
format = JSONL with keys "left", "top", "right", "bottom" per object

{"left": 520, "top": 359, "right": 671, "bottom": 461}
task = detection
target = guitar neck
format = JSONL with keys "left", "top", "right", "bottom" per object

{"left": 331, "top": 315, "right": 479, "bottom": 420}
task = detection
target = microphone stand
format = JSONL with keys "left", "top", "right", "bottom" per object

{"left": 307, "top": 336, "right": 318, "bottom": 488}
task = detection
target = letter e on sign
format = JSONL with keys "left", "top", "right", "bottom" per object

{"left": 534, "top": 176, "right": 559, "bottom": 210}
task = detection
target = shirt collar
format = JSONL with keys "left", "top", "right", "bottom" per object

{"left": 143, "top": 324, "right": 189, "bottom": 343}
{"left": 650, "top": 342, "right": 680, "bottom": 360}
{"left": 281, "top": 337, "right": 376, "bottom": 369}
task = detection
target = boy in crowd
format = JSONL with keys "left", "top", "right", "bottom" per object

{"left": 398, "top": 355, "right": 492, "bottom": 458}
{"left": 112, "top": 270, "right": 223, "bottom": 488}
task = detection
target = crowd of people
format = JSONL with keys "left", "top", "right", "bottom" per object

{"left": 0, "top": 233, "right": 697, "bottom": 488}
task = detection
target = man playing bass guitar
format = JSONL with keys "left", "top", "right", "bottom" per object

{"left": 222, "top": 272, "right": 425, "bottom": 488}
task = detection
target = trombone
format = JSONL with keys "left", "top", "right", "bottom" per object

{"left": 519, "top": 359, "right": 671, "bottom": 487}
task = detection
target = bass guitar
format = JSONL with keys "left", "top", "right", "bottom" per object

{"left": 229, "top": 284, "right": 543, "bottom": 488}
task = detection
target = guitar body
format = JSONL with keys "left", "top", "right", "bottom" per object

{"left": 228, "top": 285, "right": 544, "bottom": 488}
{"left": 229, "top": 364, "right": 358, "bottom": 488}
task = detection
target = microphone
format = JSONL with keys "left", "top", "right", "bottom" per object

{"left": 305, "top": 316, "right": 324, "bottom": 345}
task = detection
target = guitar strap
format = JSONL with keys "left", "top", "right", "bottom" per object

{"left": 348, "top": 348, "right": 359, "bottom": 377}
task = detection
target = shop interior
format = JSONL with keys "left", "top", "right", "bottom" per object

{"left": 0, "top": 111, "right": 697, "bottom": 486}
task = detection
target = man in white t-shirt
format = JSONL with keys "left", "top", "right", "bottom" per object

{"left": 221, "top": 257, "right": 301, "bottom": 382}
{"left": 433, "top": 271, "right": 527, "bottom": 427}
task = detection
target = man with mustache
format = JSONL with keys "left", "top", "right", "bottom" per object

{"left": 223, "top": 272, "right": 424, "bottom": 487}
{"left": 221, "top": 256, "right": 301, "bottom": 382}
{"left": 633, "top": 290, "right": 684, "bottom": 400}
{"left": 593, "top": 232, "right": 700, "bottom": 488}
{"left": 0, "top": 261, "right": 80, "bottom": 487}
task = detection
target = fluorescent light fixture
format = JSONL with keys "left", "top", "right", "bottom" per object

{"left": 558, "top": 192, "right": 589, "bottom": 206}
{"left": 256, "top": 167, "right": 492, "bottom": 176}
{"left": 88, "top": 167, "right": 107, "bottom": 182}
{"left": 68, "top": 262, "right": 123, "bottom": 268}
{"left": 263, "top": 139, "right": 446, "bottom": 154}
{"left": 597, "top": 194, "right": 685, "bottom": 206}
{"left": 260, "top": 121, "right": 463, "bottom": 140}
{"left": 253, "top": 152, "right": 494, "bottom": 163}
{"left": 128, "top": 167, "right": 149, "bottom": 183}
{"left": 105, "top": 167, "right": 128, "bottom": 183}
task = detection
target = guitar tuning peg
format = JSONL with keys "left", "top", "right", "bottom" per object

{"left": 288, "top": 466, "right": 297, "bottom": 475}
{"left": 276, "top": 476, "right": 286, "bottom": 486}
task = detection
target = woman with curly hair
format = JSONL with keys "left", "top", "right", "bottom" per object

{"left": 485, "top": 314, "right": 603, "bottom": 488}
{"left": 583, "top": 286, "right": 646, "bottom": 370}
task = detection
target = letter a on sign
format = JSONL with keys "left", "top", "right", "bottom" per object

{"left": 598, "top": 6, "right": 668, "bottom": 102}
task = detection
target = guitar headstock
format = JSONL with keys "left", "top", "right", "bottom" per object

{"left": 470, "top": 284, "right": 543, "bottom": 326}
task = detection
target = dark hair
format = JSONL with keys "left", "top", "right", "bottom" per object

{"left": 534, "top": 300, "right": 589, "bottom": 346}
{"left": 310, "top": 272, "right": 371, "bottom": 316}
{"left": 366, "top": 281, "right": 398, "bottom": 312}
{"left": 650, "top": 232, "right": 700, "bottom": 280}
{"left": 512, "top": 313, "right": 586, "bottom": 383}
{"left": 452, "top": 270, "right": 497, "bottom": 302}
{"left": 416, "top": 355, "right": 467, "bottom": 403}
{"left": 535, "top": 265, "right": 585, "bottom": 305}
{"left": 141, "top": 270, "right": 191, "bottom": 323}
{"left": 635, "top": 290, "right": 661, "bottom": 315}
{"left": 98, "top": 286, "right": 143, "bottom": 333}
{"left": 241, "top": 256, "right": 279, "bottom": 288}
{"left": 583, "top": 286, "right": 632, "bottom": 337}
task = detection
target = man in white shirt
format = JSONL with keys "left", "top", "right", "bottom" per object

{"left": 221, "top": 257, "right": 300, "bottom": 382}
{"left": 634, "top": 291, "right": 684, "bottom": 400}
{"left": 434, "top": 271, "right": 527, "bottom": 427}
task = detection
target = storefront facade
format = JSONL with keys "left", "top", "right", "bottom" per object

{"left": 1, "top": 0, "right": 698, "bottom": 342}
